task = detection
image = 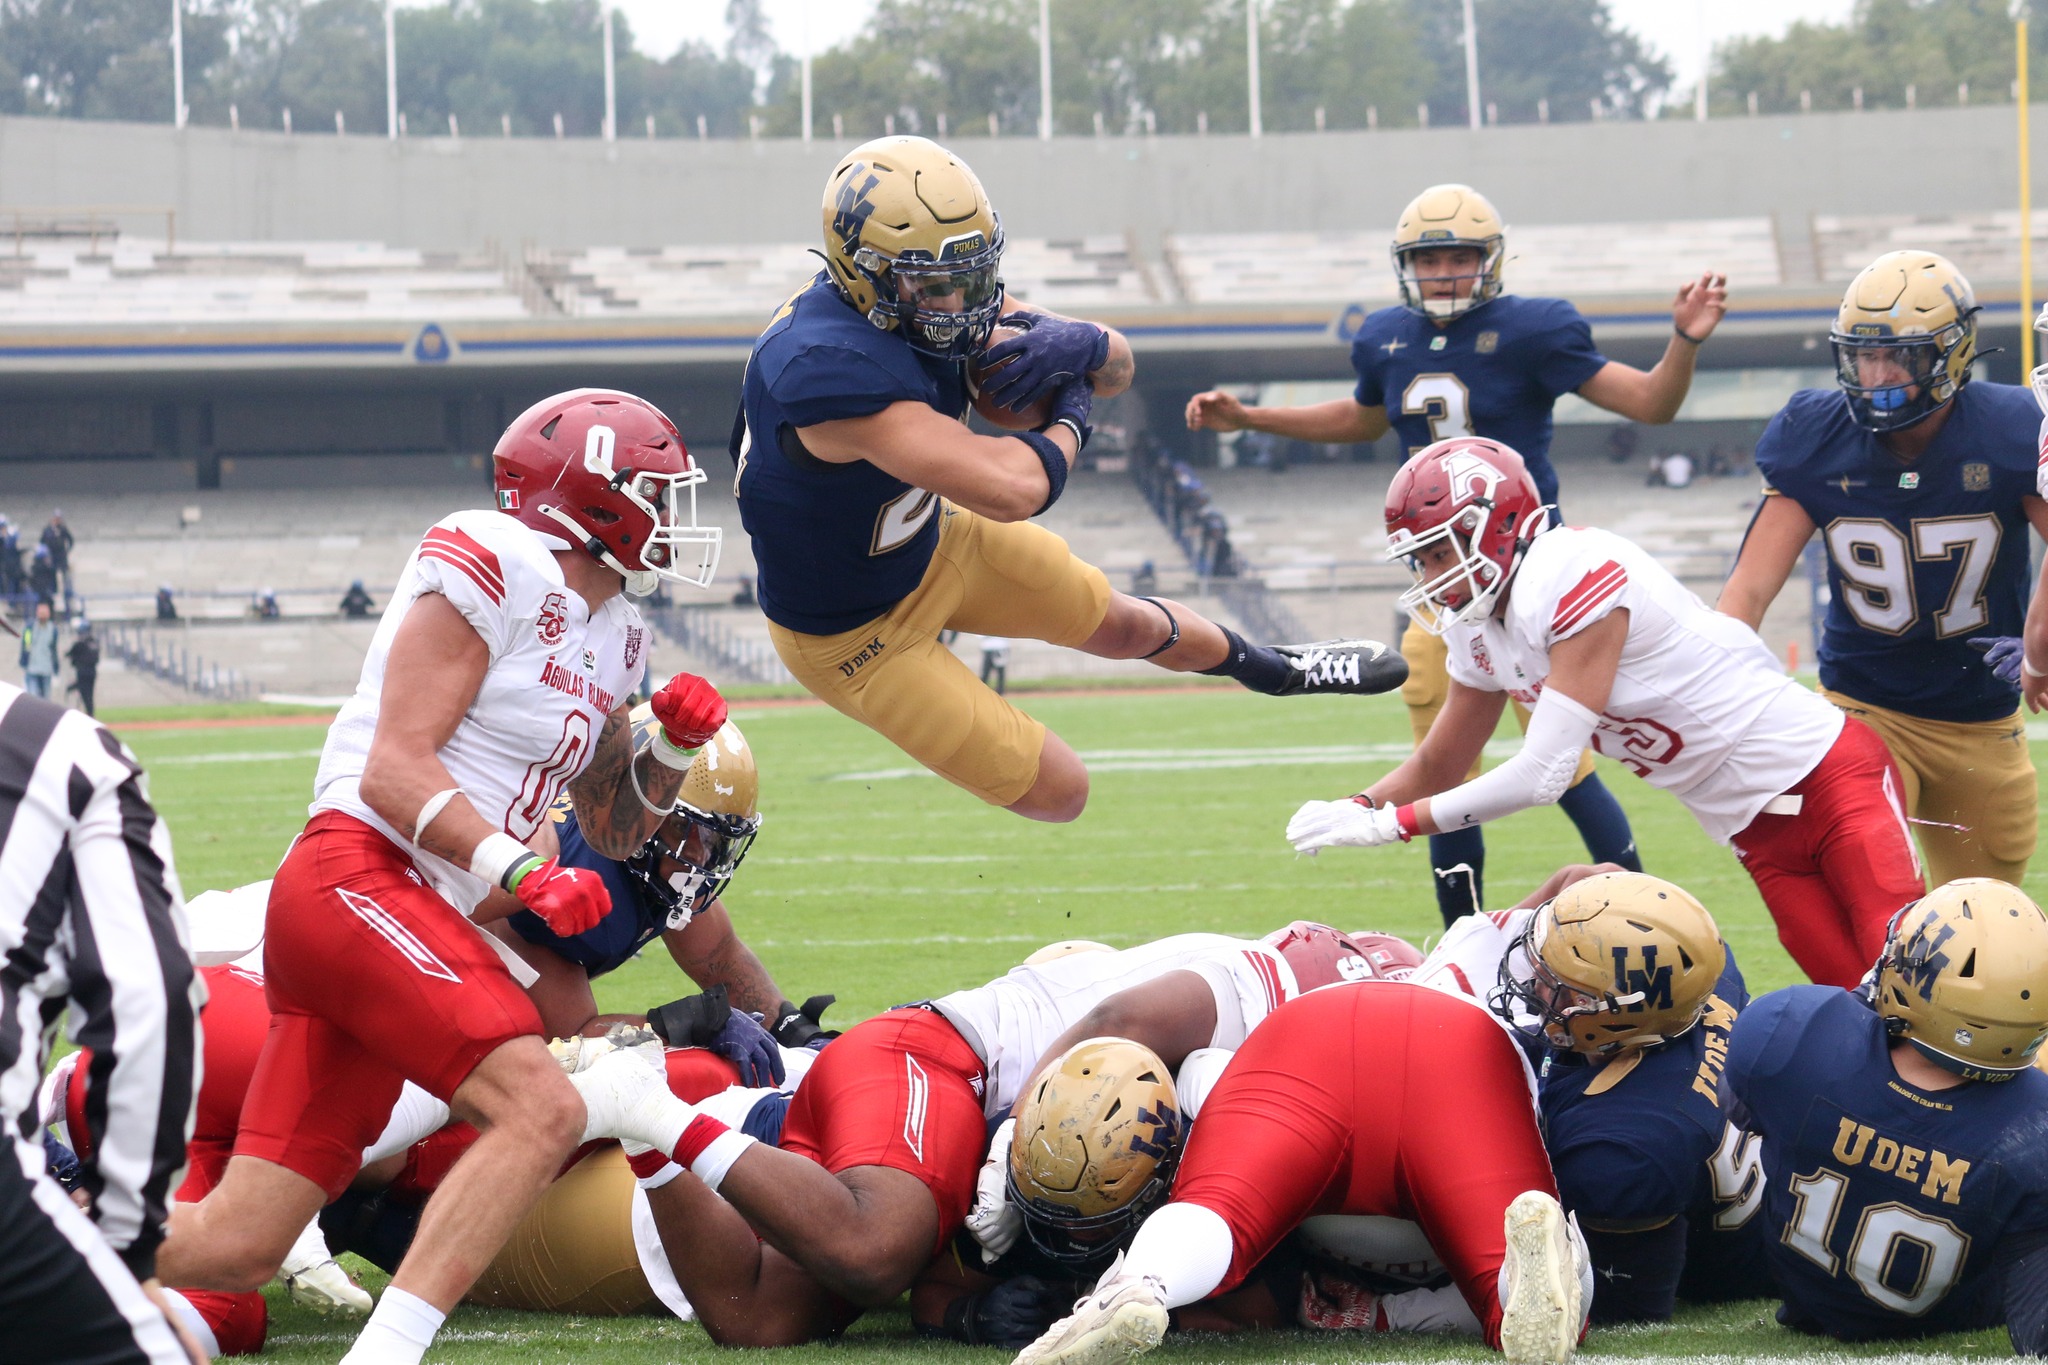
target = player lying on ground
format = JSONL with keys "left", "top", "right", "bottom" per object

{"left": 153, "top": 388, "right": 732, "bottom": 1365}
{"left": 1287, "top": 435, "right": 1927, "bottom": 988}
{"left": 1720, "top": 250, "right": 2045, "bottom": 886}
{"left": 736, "top": 134, "right": 1403, "bottom": 824}
{"left": 1011, "top": 981, "right": 1592, "bottom": 1365}
{"left": 1188, "top": 182, "right": 1725, "bottom": 921}
{"left": 1409, "top": 870, "right": 1771, "bottom": 1324}
{"left": 1726, "top": 878, "right": 2048, "bottom": 1354}
{"left": 552, "top": 927, "right": 1335, "bottom": 1345}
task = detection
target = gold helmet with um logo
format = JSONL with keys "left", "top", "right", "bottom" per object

{"left": 1831, "top": 250, "right": 1978, "bottom": 432}
{"left": 1495, "top": 871, "right": 1725, "bottom": 1056}
{"left": 1875, "top": 879, "right": 2048, "bottom": 1082}
{"left": 625, "top": 710, "right": 761, "bottom": 927}
{"left": 1008, "top": 1037, "right": 1182, "bottom": 1267}
{"left": 820, "top": 135, "right": 1005, "bottom": 360}
{"left": 1392, "top": 183, "right": 1506, "bottom": 319}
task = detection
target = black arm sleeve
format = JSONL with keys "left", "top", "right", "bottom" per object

{"left": 1582, "top": 1218, "right": 1689, "bottom": 1325}
{"left": 2002, "top": 1229, "right": 2048, "bottom": 1356}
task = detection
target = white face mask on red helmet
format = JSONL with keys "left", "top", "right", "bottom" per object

{"left": 493, "top": 388, "right": 721, "bottom": 596}
{"left": 1383, "top": 437, "right": 1548, "bottom": 634}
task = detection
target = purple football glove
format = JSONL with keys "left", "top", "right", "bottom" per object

{"left": 1968, "top": 636, "right": 2025, "bottom": 687}
{"left": 981, "top": 315, "right": 1111, "bottom": 413}
{"left": 1044, "top": 377, "right": 1095, "bottom": 447}
{"left": 709, "top": 1009, "right": 785, "bottom": 1088}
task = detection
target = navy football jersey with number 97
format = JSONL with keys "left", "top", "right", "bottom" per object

{"left": 1349, "top": 294, "right": 1608, "bottom": 510}
{"left": 1725, "top": 986, "right": 2048, "bottom": 1345}
{"left": 1750, "top": 383, "right": 2037, "bottom": 723}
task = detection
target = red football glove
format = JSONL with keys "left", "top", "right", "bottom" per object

{"left": 650, "top": 672, "right": 727, "bottom": 752}
{"left": 515, "top": 860, "right": 610, "bottom": 937}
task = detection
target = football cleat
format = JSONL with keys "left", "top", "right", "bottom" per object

{"left": 549, "top": 1023, "right": 662, "bottom": 1075}
{"left": 1011, "top": 1273, "right": 1169, "bottom": 1365}
{"left": 1270, "top": 639, "right": 1408, "bottom": 696}
{"left": 567, "top": 1042, "right": 691, "bottom": 1151}
{"left": 278, "top": 1217, "right": 373, "bottom": 1316}
{"left": 1496, "top": 1191, "right": 1587, "bottom": 1365}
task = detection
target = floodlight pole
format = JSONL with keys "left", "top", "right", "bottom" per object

{"left": 801, "top": 0, "right": 814, "bottom": 144}
{"left": 1695, "top": 0, "right": 1708, "bottom": 121}
{"left": 171, "top": 0, "right": 186, "bottom": 128}
{"left": 602, "top": 4, "right": 617, "bottom": 141}
{"left": 1038, "top": 0, "right": 1052, "bottom": 140}
{"left": 2023, "top": 19, "right": 2035, "bottom": 377}
{"left": 1247, "top": 0, "right": 1262, "bottom": 138}
{"left": 384, "top": 0, "right": 397, "bottom": 138}
{"left": 1462, "top": 0, "right": 1480, "bottom": 129}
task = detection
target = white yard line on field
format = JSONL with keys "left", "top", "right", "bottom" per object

{"left": 148, "top": 748, "right": 328, "bottom": 765}
{"left": 832, "top": 740, "right": 1523, "bottom": 781}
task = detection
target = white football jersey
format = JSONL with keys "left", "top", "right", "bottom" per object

{"left": 1411, "top": 907, "right": 1535, "bottom": 1014}
{"left": 933, "top": 933, "right": 1299, "bottom": 1117}
{"left": 312, "top": 508, "right": 648, "bottom": 915}
{"left": 1442, "top": 526, "right": 1843, "bottom": 842}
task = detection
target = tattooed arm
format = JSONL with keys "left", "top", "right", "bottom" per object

{"left": 667, "top": 900, "right": 784, "bottom": 1018}
{"left": 565, "top": 702, "right": 685, "bottom": 860}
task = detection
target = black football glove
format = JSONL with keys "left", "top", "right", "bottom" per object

{"left": 647, "top": 985, "right": 732, "bottom": 1049}
{"left": 769, "top": 994, "right": 840, "bottom": 1050}
{"left": 938, "top": 1276, "right": 1064, "bottom": 1349}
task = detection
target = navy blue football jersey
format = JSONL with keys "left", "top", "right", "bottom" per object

{"left": 506, "top": 800, "right": 668, "bottom": 977}
{"left": 1751, "top": 383, "right": 2038, "bottom": 723}
{"left": 1538, "top": 950, "right": 1767, "bottom": 1311}
{"left": 1725, "top": 985, "right": 2048, "bottom": 1344}
{"left": 1349, "top": 295, "right": 1608, "bottom": 509}
{"left": 734, "top": 274, "right": 972, "bottom": 635}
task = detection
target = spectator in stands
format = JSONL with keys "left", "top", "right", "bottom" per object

{"left": 155, "top": 585, "right": 178, "bottom": 622}
{"left": 40, "top": 511, "right": 73, "bottom": 608}
{"left": 252, "top": 587, "right": 280, "bottom": 620}
{"left": 65, "top": 620, "right": 99, "bottom": 717}
{"left": 1660, "top": 452, "right": 1695, "bottom": 488}
{"left": 1132, "top": 561, "right": 1158, "bottom": 597}
{"left": 18, "top": 602, "right": 58, "bottom": 698}
{"left": 731, "top": 576, "right": 757, "bottom": 608}
{"left": 979, "top": 636, "right": 1011, "bottom": 694}
{"left": 339, "top": 581, "right": 375, "bottom": 618}
{"left": 27, "top": 544, "right": 56, "bottom": 606}
{"left": 0, "top": 517, "right": 19, "bottom": 598}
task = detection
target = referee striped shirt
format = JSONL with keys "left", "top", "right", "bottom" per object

{"left": 0, "top": 681, "right": 201, "bottom": 1280}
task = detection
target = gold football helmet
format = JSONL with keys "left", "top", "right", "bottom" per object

{"left": 1392, "top": 183, "right": 1506, "bottom": 319}
{"left": 1008, "top": 1037, "right": 1182, "bottom": 1266}
{"left": 627, "top": 710, "right": 761, "bottom": 926}
{"left": 820, "top": 135, "right": 1005, "bottom": 360}
{"left": 1830, "top": 250, "right": 1977, "bottom": 432}
{"left": 1496, "top": 871, "right": 1725, "bottom": 1055}
{"left": 1875, "top": 879, "right": 2048, "bottom": 1082}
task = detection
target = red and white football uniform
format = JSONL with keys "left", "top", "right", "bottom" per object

{"left": 776, "top": 934, "right": 1297, "bottom": 1259}
{"left": 1443, "top": 526, "right": 1923, "bottom": 986}
{"left": 243, "top": 509, "right": 646, "bottom": 1199}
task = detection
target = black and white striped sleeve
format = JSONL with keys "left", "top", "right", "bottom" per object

{"left": 0, "top": 687, "right": 202, "bottom": 1281}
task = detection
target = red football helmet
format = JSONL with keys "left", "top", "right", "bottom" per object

{"left": 1384, "top": 437, "right": 1547, "bottom": 633}
{"left": 493, "top": 389, "right": 721, "bottom": 596}
{"left": 1345, "top": 930, "right": 1425, "bottom": 982}
{"left": 1264, "top": 921, "right": 1380, "bottom": 991}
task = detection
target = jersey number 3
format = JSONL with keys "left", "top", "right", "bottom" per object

{"left": 1824, "top": 515, "right": 2001, "bottom": 637}
{"left": 1402, "top": 374, "right": 1476, "bottom": 444}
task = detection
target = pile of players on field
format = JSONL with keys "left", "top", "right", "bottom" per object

{"left": 24, "top": 135, "right": 2048, "bottom": 1365}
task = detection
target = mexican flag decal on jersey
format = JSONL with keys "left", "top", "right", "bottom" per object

{"left": 498, "top": 490, "right": 521, "bottom": 510}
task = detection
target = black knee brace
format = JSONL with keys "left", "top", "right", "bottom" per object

{"left": 1136, "top": 596, "right": 1181, "bottom": 659}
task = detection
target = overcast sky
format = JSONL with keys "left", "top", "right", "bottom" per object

{"left": 449, "top": 0, "right": 1861, "bottom": 93}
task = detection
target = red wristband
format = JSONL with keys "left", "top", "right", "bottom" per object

{"left": 1394, "top": 805, "right": 1420, "bottom": 842}
{"left": 1350, "top": 794, "right": 1377, "bottom": 809}
{"left": 627, "top": 1147, "right": 674, "bottom": 1181}
{"left": 671, "top": 1113, "right": 734, "bottom": 1168}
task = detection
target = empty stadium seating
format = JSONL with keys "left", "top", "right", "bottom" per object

{"left": 1813, "top": 210, "right": 2048, "bottom": 283}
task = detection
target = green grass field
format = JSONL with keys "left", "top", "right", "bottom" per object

{"left": 113, "top": 689, "right": 2039, "bottom": 1363}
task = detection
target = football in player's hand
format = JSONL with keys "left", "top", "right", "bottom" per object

{"left": 969, "top": 323, "right": 1053, "bottom": 431}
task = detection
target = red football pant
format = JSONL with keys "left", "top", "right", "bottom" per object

{"left": 237, "top": 811, "right": 543, "bottom": 1199}
{"left": 777, "top": 1008, "right": 988, "bottom": 1256}
{"left": 1168, "top": 982, "right": 1557, "bottom": 1351}
{"left": 1731, "top": 717, "right": 1926, "bottom": 988}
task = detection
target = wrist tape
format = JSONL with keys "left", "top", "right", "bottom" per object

{"left": 471, "top": 832, "right": 544, "bottom": 893}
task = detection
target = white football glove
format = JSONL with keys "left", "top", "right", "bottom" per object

{"left": 965, "top": 1117, "right": 1023, "bottom": 1265}
{"left": 1287, "top": 798, "right": 1403, "bottom": 854}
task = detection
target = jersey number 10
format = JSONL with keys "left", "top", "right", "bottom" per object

{"left": 1783, "top": 1165, "right": 1970, "bottom": 1315}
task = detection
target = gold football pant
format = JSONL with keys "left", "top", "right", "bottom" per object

{"left": 1820, "top": 688, "right": 2036, "bottom": 887}
{"left": 1399, "top": 620, "right": 1597, "bottom": 785}
{"left": 465, "top": 1147, "right": 655, "bottom": 1316}
{"left": 769, "top": 506, "right": 1113, "bottom": 807}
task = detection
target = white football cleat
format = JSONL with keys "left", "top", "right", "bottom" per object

{"left": 568, "top": 1043, "right": 689, "bottom": 1150}
{"left": 278, "top": 1217, "right": 372, "bottom": 1316}
{"left": 548, "top": 1023, "right": 661, "bottom": 1075}
{"left": 1011, "top": 1274, "right": 1169, "bottom": 1365}
{"left": 1496, "top": 1190, "right": 1587, "bottom": 1365}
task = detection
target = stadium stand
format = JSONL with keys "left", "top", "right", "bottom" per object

{"left": 0, "top": 237, "right": 525, "bottom": 324}
{"left": 1812, "top": 210, "right": 2048, "bottom": 285}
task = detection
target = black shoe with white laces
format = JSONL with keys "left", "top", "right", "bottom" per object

{"left": 1270, "top": 639, "right": 1408, "bottom": 696}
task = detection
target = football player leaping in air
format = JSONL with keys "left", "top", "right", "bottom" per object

{"left": 1721, "top": 251, "right": 2045, "bottom": 886}
{"left": 1286, "top": 437, "right": 1927, "bottom": 989}
{"left": 1189, "top": 184, "right": 1726, "bottom": 924}
{"left": 734, "top": 135, "right": 1403, "bottom": 824}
